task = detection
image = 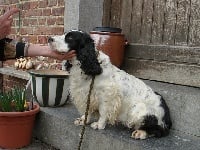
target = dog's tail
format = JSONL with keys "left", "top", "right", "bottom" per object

{"left": 139, "top": 93, "right": 172, "bottom": 138}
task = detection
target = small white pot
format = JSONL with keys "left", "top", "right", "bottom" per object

{"left": 29, "top": 69, "right": 70, "bottom": 107}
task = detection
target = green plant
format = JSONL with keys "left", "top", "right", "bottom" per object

{"left": 0, "top": 87, "right": 28, "bottom": 112}
{"left": 0, "top": 91, "right": 13, "bottom": 112}
{"left": 12, "top": 87, "right": 26, "bottom": 112}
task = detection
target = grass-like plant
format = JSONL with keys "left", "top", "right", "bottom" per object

{"left": 12, "top": 87, "right": 26, "bottom": 112}
{"left": 0, "top": 87, "right": 28, "bottom": 112}
{"left": 0, "top": 91, "right": 13, "bottom": 112}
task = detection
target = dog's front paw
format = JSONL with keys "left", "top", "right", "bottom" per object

{"left": 91, "top": 122, "right": 105, "bottom": 130}
{"left": 74, "top": 118, "right": 85, "bottom": 126}
{"left": 131, "top": 130, "right": 148, "bottom": 140}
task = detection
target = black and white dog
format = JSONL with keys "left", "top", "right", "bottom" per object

{"left": 48, "top": 30, "right": 172, "bottom": 139}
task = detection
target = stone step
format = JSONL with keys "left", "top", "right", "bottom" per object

{"left": 143, "top": 80, "right": 200, "bottom": 137}
{"left": 33, "top": 93, "right": 200, "bottom": 150}
{"left": 20, "top": 138, "right": 58, "bottom": 150}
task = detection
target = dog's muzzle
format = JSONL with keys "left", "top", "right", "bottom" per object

{"left": 48, "top": 37, "right": 54, "bottom": 43}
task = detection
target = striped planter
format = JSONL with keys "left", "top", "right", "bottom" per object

{"left": 29, "top": 69, "right": 70, "bottom": 107}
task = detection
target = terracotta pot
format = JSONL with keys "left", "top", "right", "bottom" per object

{"left": 90, "top": 27, "right": 127, "bottom": 67}
{"left": 0, "top": 103, "right": 40, "bottom": 149}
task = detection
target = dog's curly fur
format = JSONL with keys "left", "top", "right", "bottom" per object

{"left": 48, "top": 30, "right": 172, "bottom": 139}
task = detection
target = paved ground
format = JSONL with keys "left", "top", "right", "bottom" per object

{"left": 22, "top": 139, "right": 58, "bottom": 150}
{"left": 0, "top": 138, "right": 58, "bottom": 150}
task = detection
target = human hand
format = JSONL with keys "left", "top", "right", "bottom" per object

{"left": 0, "top": 8, "right": 20, "bottom": 40}
{"left": 50, "top": 50, "right": 76, "bottom": 61}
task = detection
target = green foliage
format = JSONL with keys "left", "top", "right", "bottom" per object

{"left": 0, "top": 87, "right": 27, "bottom": 112}
{"left": 12, "top": 87, "right": 26, "bottom": 112}
{"left": 0, "top": 91, "right": 13, "bottom": 112}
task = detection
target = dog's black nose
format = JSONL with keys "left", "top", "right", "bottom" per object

{"left": 48, "top": 37, "right": 54, "bottom": 43}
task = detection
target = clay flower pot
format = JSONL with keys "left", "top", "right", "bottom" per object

{"left": 90, "top": 27, "right": 128, "bottom": 67}
{"left": 0, "top": 103, "right": 40, "bottom": 149}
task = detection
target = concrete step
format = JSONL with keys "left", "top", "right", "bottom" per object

{"left": 20, "top": 138, "right": 58, "bottom": 150}
{"left": 33, "top": 101, "right": 200, "bottom": 150}
{"left": 143, "top": 80, "right": 200, "bottom": 137}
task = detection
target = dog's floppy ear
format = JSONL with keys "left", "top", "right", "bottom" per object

{"left": 76, "top": 33, "right": 102, "bottom": 76}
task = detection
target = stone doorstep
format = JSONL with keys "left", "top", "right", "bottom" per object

{"left": 143, "top": 80, "right": 200, "bottom": 137}
{"left": 33, "top": 103, "right": 200, "bottom": 150}
{"left": 1, "top": 67, "right": 200, "bottom": 149}
{"left": 32, "top": 79, "right": 200, "bottom": 140}
{"left": 20, "top": 138, "right": 58, "bottom": 150}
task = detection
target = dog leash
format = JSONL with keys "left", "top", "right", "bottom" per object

{"left": 78, "top": 75, "right": 95, "bottom": 150}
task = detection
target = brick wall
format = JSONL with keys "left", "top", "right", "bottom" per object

{"left": 3, "top": 75, "right": 27, "bottom": 92}
{"left": 0, "top": 0, "right": 65, "bottom": 92}
{"left": 1, "top": 0, "right": 65, "bottom": 44}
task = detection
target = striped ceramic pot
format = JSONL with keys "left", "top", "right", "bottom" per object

{"left": 29, "top": 69, "right": 70, "bottom": 107}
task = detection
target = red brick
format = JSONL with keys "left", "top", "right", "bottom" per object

{"left": 30, "top": 1, "right": 38, "bottom": 9}
{"left": 10, "top": 27, "right": 17, "bottom": 34}
{"left": 47, "top": 17, "right": 56, "bottom": 25}
{"left": 21, "top": 35, "right": 29, "bottom": 41}
{"left": 39, "top": 0, "right": 48, "bottom": 8}
{"left": 38, "top": 36, "right": 48, "bottom": 44}
{"left": 58, "top": 0, "right": 64, "bottom": 6}
{"left": 20, "top": 28, "right": 28, "bottom": 35}
{"left": 8, "top": 0, "right": 18, "bottom": 4}
{"left": 51, "top": 27, "right": 64, "bottom": 35}
{"left": 22, "top": 2, "right": 30, "bottom": 10}
{"left": 51, "top": 7, "right": 64, "bottom": 16}
{"left": 43, "top": 8, "right": 51, "bottom": 16}
{"left": 12, "top": 11, "right": 19, "bottom": 19}
{"left": 38, "top": 18, "right": 47, "bottom": 25}
{"left": 2, "top": 0, "right": 9, "bottom": 5}
{"left": 25, "top": 9, "right": 42, "bottom": 17}
{"left": 24, "top": 9, "right": 34, "bottom": 17}
{"left": 48, "top": 0, "right": 57, "bottom": 7}
{"left": 28, "top": 35, "right": 38, "bottom": 44}
{"left": 28, "top": 18, "right": 38, "bottom": 26}
{"left": 20, "top": 27, "right": 34, "bottom": 35}
{"left": 56, "top": 17, "right": 64, "bottom": 25}
{"left": 22, "top": 18, "right": 29, "bottom": 26}
{"left": 32, "top": 9, "right": 43, "bottom": 16}
{"left": 20, "top": 10, "right": 26, "bottom": 18}
{"left": 14, "top": 18, "right": 18, "bottom": 25}
{"left": 3, "top": 75, "right": 27, "bottom": 92}
{"left": 33, "top": 26, "right": 47, "bottom": 35}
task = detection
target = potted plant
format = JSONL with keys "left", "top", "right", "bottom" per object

{"left": 0, "top": 87, "right": 40, "bottom": 149}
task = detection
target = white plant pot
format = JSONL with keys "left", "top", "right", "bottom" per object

{"left": 29, "top": 69, "right": 70, "bottom": 107}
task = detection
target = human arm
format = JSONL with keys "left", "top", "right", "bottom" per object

{"left": 1, "top": 40, "right": 76, "bottom": 61}
{"left": 15, "top": 42, "right": 76, "bottom": 60}
{"left": 26, "top": 44, "right": 76, "bottom": 60}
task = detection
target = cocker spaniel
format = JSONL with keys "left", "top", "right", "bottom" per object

{"left": 48, "top": 30, "right": 172, "bottom": 139}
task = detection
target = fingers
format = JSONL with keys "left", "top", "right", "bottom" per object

{"left": 63, "top": 50, "right": 76, "bottom": 60}
{"left": 0, "top": 25, "right": 12, "bottom": 39}
{"left": 4, "top": 18, "right": 13, "bottom": 26}
{"left": 0, "top": 8, "right": 19, "bottom": 39}
{"left": 67, "top": 50, "right": 76, "bottom": 56}
{"left": 53, "top": 50, "right": 76, "bottom": 60}
{"left": 2, "top": 8, "right": 19, "bottom": 21}
{"left": 2, "top": 19, "right": 13, "bottom": 36}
